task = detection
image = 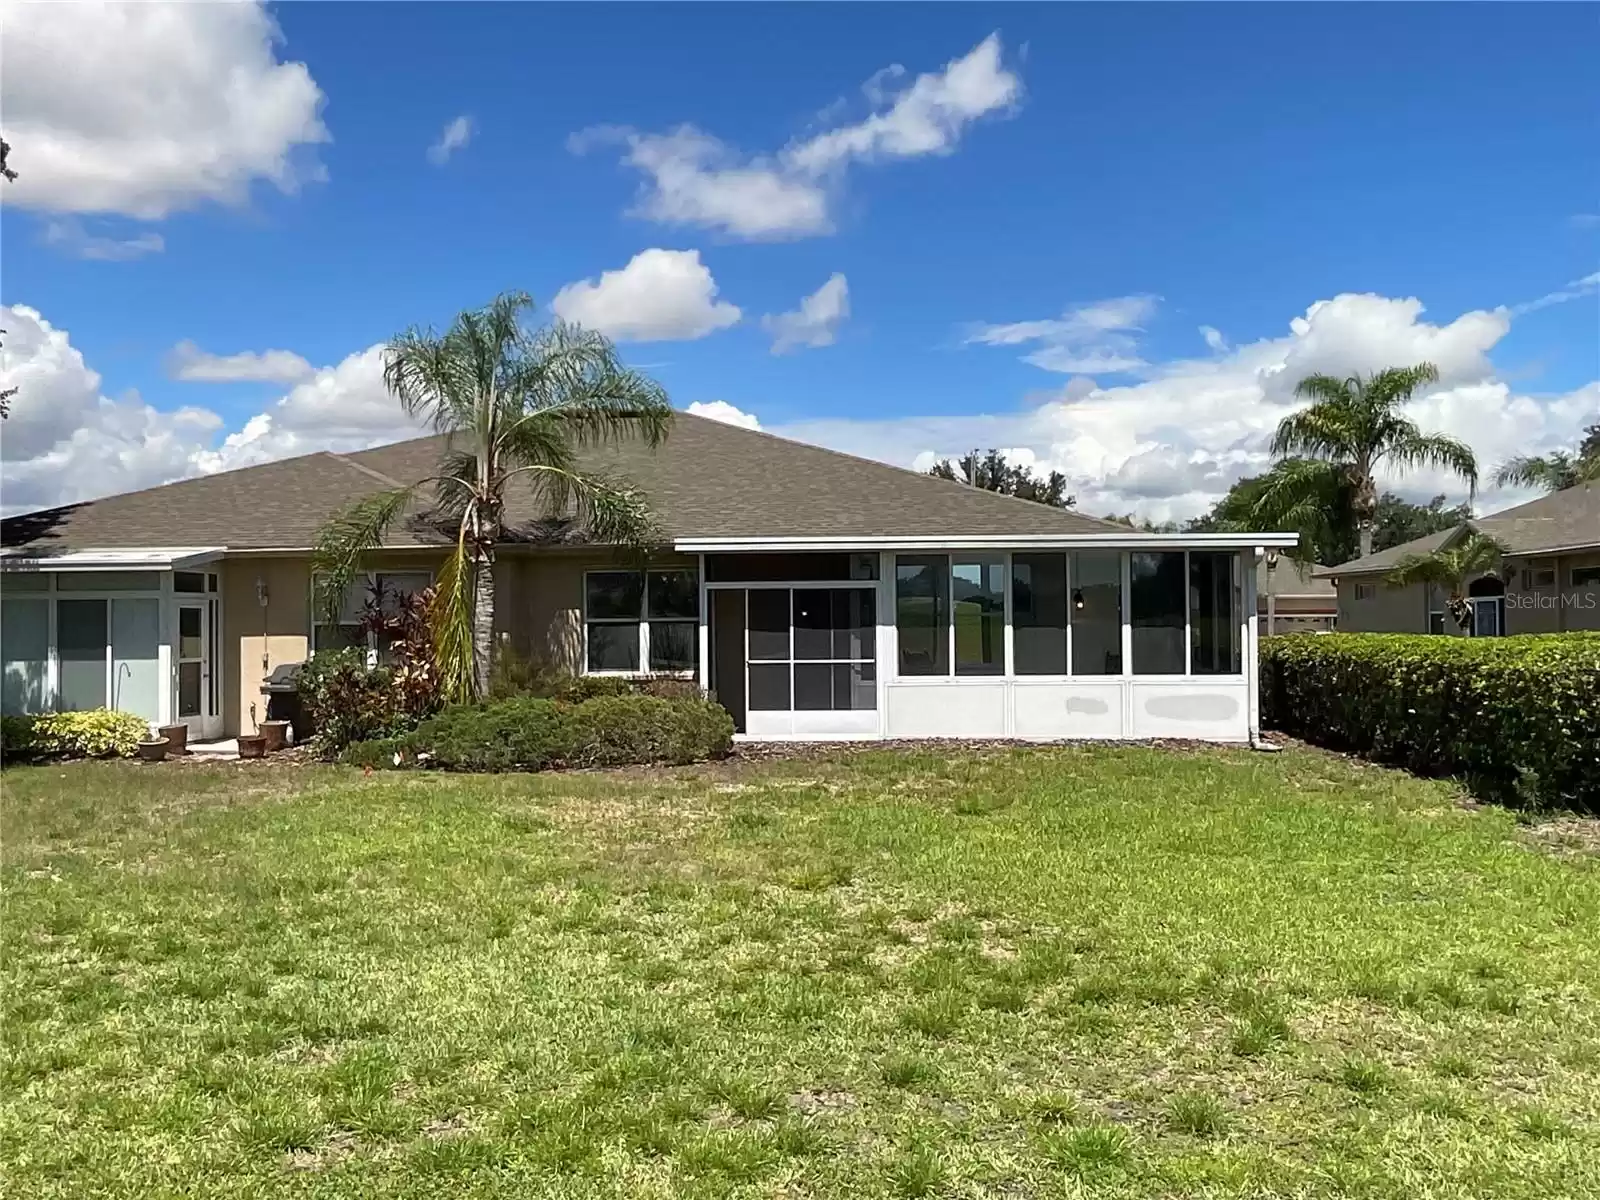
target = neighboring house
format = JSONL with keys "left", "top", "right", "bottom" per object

{"left": 2, "top": 413, "right": 1295, "bottom": 744}
{"left": 1257, "top": 556, "right": 1337, "bottom": 634}
{"left": 1315, "top": 482, "right": 1600, "bottom": 636}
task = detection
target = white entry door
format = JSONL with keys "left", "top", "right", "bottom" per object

{"left": 176, "top": 601, "right": 222, "bottom": 739}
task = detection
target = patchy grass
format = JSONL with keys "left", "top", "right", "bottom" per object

{"left": 3, "top": 743, "right": 1599, "bottom": 1198}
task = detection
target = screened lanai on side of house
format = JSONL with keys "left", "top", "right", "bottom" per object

{"left": 1, "top": 411, "right": 1297, "bottom": 742}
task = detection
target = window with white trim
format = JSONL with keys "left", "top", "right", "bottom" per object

{"left": 1354, "top": 582, "right": 1376, "bottom": 601}
{"left": 1521, "top": 565, "right": 1557, "bottom": 589}
{"left": 584, "top": 569, "right": 698, "bottom": 674}
{"left": 1572, "top": 566, "right": 1600, "bottom": 588}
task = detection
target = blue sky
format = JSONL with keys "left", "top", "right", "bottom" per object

{"left": 3, "top": 2, "right": 1597, "bottom": 520}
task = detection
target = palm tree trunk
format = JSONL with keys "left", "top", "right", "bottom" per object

{"left": 1358, "top": 522, "right": 1374, "bottom": 560}
{"left": 471, "top": 546, "right": 496, "bottom": 698}
{"left": 1355, "top": 470, "right": 1377, "bottom": 560}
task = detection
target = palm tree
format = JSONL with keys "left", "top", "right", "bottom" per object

{"left": 1385, "top": 531, "right": 1507, "bottom": 631}
{"left": 1491, "top": 447, "right": 1600, "bottom": 494}
{"left": 1252, "top": 364, "right": 1478, "bottom": 560}
{"left": 314, "top": 291, "right": 672, "bottom": 699}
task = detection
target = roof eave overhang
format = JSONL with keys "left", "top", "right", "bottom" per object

{"left": 674, "top": 533, "right": 1302, "bottom": 553}
{"left": 0, "top": 546, "right": 227, "bottom": 571}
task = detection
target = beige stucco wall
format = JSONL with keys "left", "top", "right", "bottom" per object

{"left": 1336, "top": 578, "right": 1433, "bottom": 632}
{"left": 223, "top": 557, "right": 311, "bottom": 736}
{"left": 217, "top": 548, "right": 696, "bottom": 734}
{"left": 1507, "top": 552, "right": 1600, "bottom": 634}
{"left": 511, "top": 549, "right": 699, "bottom": 674}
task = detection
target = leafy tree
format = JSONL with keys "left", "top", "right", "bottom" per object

{"left": 1372, "top": 492, "right": 1472, "bottom": 551}
{"left": 1101, "top": 512, "right": 1180, "bottom": 533}
{"left": 314, "top": 292, "right": 672, "bottom": 700}
{"left": 1253, "top": 364, "right": 1477, "bottom": 560}
{"left": 1491, "top": 423, "right": 1600, "bottom": 493}
{"left": 1581, "top": 421, "right": 1600, "bottom": 461}
{"left": 928, "top": 449, "right": 1075, "bottom": 508}
{"left": 1385, "top": 531, "right": 1507, "bottom": 631}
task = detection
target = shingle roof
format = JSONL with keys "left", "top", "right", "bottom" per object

{"left": 4, "top": 412, "right": 1127, "bottom": 553}
{"left": 1312, "top": 482, "right": 1600, "bottom": 577}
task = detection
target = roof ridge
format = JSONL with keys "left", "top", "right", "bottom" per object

{"left": 325, "top": 451, "right": 410, "bottom": 490}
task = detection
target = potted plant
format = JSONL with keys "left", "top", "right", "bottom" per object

{"left": 259, "top": 719, "right": 291, "bottom": 753}
{"left": 237, "top": 733, "right": 267, "bottom": 760}
{"left": 158, "top": 723, "right": 188, "bottom": 756}
{"left": 137, "top": 736, "right": 169, "bottom": 763}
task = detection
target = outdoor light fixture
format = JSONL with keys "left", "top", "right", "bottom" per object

{"left": 1072, "top": 588, "right": 1085, "bottom": 611}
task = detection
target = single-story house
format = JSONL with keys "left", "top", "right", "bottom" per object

{"left": 2, "top": 413, "right": 1296, "bottom": 744}
{"left": 1315, "top": 482, "right": 1600, "bottom": 635}
{"left": 1257, "top": 556, "right": 1336, "bottom": 634}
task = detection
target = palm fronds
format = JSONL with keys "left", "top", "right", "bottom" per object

{"left": 429, "top": 532, "right": 476, "bottom": 704}
{"left": 311, "top": 486, "right": 415, "bottom": 623}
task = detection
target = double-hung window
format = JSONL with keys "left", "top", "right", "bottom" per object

{"left": 585, "top": 569, "right": 698, "bottom": 674}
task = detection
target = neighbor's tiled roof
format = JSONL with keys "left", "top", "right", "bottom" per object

{"left": 1313, "top": 482, "right": 1600, "bottom": 577}
{"left": 3, "top": 411, "right": 1127, "bottom": 553}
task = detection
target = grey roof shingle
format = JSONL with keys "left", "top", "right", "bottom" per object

{"left": 1312, "top": 482, "right": 1600, "bottom": 577}
{"left": 4, "top": 412, "right": 1128, "bottom": 553}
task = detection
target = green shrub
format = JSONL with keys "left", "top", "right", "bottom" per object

{"left": 299, "top": 649, "right": 434, "bottom": 757}
{"left": 1261, "top": 633, "right": 1600, "bottom": 809}
{"left": 1, "top": 710, "right": 150, "bottom": 762}
{"left": 340, "top": 690, "right": 734, "bottom": 773}
{"left": 414, "top": 696, "right": 570, "bottom": 772}
{"left": 561, "top": 694, "right": 734, "bottom": 767}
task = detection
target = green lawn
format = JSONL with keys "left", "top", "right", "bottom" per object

{"left": 3, "top": 745, "right": 1598, "bottom": 1198}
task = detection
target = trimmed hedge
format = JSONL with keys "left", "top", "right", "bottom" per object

{"left": 341, "top": 692, "right": 733, "bottom": 773}
{"left": 1, "top": 710, "right": 150, "bottom": 762}
{"left": 1261, "top": 633, "right": 1600, "bottom": 808}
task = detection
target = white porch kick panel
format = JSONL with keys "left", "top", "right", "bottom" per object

{"left": 1129, "top": 681, "right": 1249, "bottom": 740}
{"left": 746, "top": 709, "right": 881, "bottom": 740}
{"left": 1011, "top": 680, "right": 1125, "bottom": 740}
{"left": 885, "top": 678, "right": 1249, "bottom": 741}
{"left": 885, "top": 682, "right": 1008, "bottom": 738}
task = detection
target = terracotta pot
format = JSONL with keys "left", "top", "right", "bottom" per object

{"left": 137, "top": 738, "right": 169, "bottom": 763}
{"left": 258, "top": 720, "right": 291, "bottom": 753}
{"left": 237, "top": 735, "right": 267, "bottom": 761}
{"left": 158, "top": 723, "right": 188, "bottom": 756}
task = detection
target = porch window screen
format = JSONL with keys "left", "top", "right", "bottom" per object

{"left": 1, "top": 598, "right": 49, "bottom": 715}
{"left": 952, "top": 556, "right": 1005, "bottom": 675}
{"left": 1069, "top": 551, "right": 1122, "bottom": 675}
{"left": 1131, "top": 552, "right": 1186, "bottom": 675}
{"left": 584, "top": 569, "right": 698, "bottom": 673}
{"left": 748, "top": 588, "right": 876, "bottom": 711}
{"left": 1188, "top": 552, "right": 1241, "bottom": 674}
{"left": 895, "top": 555, "right": 949, "bottom": 676}
{"left": 1012, "top": 553, "right": 1068, "bottom": 675}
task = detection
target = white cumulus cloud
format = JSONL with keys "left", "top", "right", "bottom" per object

{"left": 967, "top": 294, "right": 1159, "bottom": 375}
{"left": 763, "top": 274, "right": 850, "bottom": 354}
{"left": 41, "top": 219, "right": 165, "bottom": 262}
{"left": 551, "top": 249, "right": 742, "bottom": 342}
{"left": 572, "top": 33, "right": 1019, "bottom": 241}
{"left": 427, "top": 116, "right": 474, "bottom": 166}
{"left": 777, "top": 291, "right": 1598, "bottom": 525}
{"left": 686, "top": 401, "right": 761, "bottom": 430}
{"left": 1, "top": 1, "right": 329, "bottom": 219}
{"left": 166, "top": 341, "right": 316, "bottom": 386}
{"left": 0, "top": 305, "right": 423, "bottom": 513}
